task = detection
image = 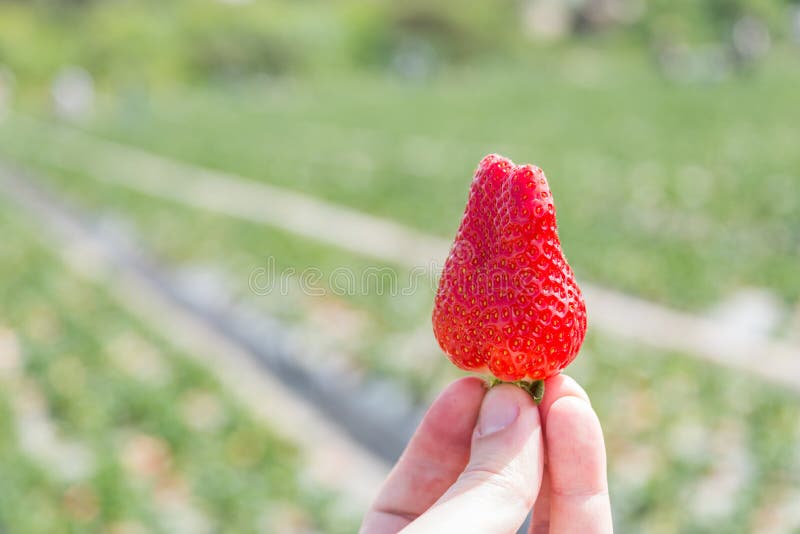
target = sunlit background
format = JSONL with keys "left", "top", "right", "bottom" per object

{"left": 1, "top": 1, "right": 799, "bottom": 532}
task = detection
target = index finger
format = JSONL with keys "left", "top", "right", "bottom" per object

{"left": 361, "top": 376, "right": 486, "bottom": 533}
{"left": 532, "top": 374, "right": 613, "bottom": 534}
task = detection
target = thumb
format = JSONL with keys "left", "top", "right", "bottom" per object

{"left": 403, "top": 384, "right": 543, "bottom": 534}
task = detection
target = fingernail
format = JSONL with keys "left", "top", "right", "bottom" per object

{"left": 476, "top": 387, "right": 520, "bottom": 437}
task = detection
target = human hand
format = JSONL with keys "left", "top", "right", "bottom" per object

{"left": 360, "top": 374, "right": 612, "bottom": 533}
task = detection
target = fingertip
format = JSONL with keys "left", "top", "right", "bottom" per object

{"left": 533, "top": 375, "right": 613, "bottom": 533}
{"left": 539, "top": 373, "right": 591, "bottom": 424}
{"left": 545, "top": 395, "right": 607, "bottom": 495}
{"left": 426, "top": 376, "right": 486, "bottom": 427}
{"left": 450, "top": 375, "right": 490, "bottom": 397}
{"left": 435, "top": 375, "right": 487, "bottom": 402}
{"left": 475, "top": 383, "right": 539, "bottom": 438}
{"left": 409, "top": 376, "right": 487, "bottom": 464}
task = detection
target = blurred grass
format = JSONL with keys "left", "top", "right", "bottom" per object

{"left": 1, "top": 160, "right": 440, "bottom": 396}
{"left": 0, "top": 202, "right": 356, "bottom": 533}
{"left": 4, "top": 47, "right": 799, "bottom": 309}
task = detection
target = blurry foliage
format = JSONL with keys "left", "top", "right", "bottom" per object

{"left": 345, "top": 0, "right": 519, "bottom": 68}
{"left": 0, "top": 0, "right": 797, "bottom": 96}
{"left": 0, "top": 0, "right": 350, "bottom": 94}
{"left": 0, "top": 204, "right": 357, "bottom": 533}
{"left": 641, "top": 0, "right": 792, "bottom": 43}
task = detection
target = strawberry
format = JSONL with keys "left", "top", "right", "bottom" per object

{"left": 432, "top": 154, "right": 587, "bottom": 394}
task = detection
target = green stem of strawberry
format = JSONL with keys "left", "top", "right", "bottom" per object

{"left": 485, "top": 377, "right": 545, "bottom": 404}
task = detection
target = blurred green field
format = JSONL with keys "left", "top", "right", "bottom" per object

{"left": 5, "top": 47, "right": 800, "bottom": 311}
{"left": 2, "top": 45, "right": 800, "bottom": 531}
{"left": 0, "top": 202, "right": 354, "bottom": 533}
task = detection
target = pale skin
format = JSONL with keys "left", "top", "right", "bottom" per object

{"left": 361, "top": 374, "right": 613, "bottom": 534}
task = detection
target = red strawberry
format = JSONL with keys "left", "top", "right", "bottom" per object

{"left": 432, "top": 154, "right": 587, "bottom": 391}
